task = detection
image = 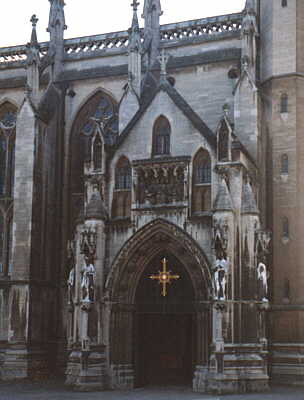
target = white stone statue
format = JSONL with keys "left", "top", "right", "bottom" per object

{"left": 67, "top": 267, "right": 75, "bottom": 305}
{"left": 81, "top": 257, "right": 96, "bottom": 302}
{"left": 214, "top": 258, "right": 229, "bottom": 300}
{"left": 257, "top": 262, "right": 268, "bottom": 302}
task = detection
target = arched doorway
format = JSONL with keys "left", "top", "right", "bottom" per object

{"left": 107, "top": 219, "right": 212, "bottom": 390}
{"left": 135, "top": 252, "right": 195, "bottom": 386}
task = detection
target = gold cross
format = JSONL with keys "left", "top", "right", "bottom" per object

{"left": 150, "top": 257, "right": 180, "bottom": 297}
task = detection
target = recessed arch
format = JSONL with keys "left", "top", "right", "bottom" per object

{"left": 106, "top": 218, "right": 213, "bottom": 303}
{"left": 68, "top": 90, "right": 118, "bottom": 232}
{"left": 106, "top": 219, "right": 213, "bottom": 387}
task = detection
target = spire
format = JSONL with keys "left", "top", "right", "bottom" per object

{"left": 142, "top": 0, "right": 162, "bottom": 20}
{"left": 214, "top": 176, "right": 233, "bottom": 212}
{"left": 47, "top": 0, "right": 67, "bottom": 78}
{"left": 142, "top": 0, "right": 163, "bottom": 68}
{"left": 129, "top": 0, "right": 141, "bottom": 52}
{"left": 29, "top": 14, "right": 39, "bottom": 47}
{"left": 241, "top": 178, "right": 258, "bottom": 215}
{"left": 244, "top": 0, "right": 255, "bottom": 12}
{"left": 47, "top": 0, "right": 67, "bottom": 34}
{"left": 158, "top": 49, "right": 170, "bottom": 81}
{"left": 85, "top": 187, "right": 108, "bottom": 221}
{"left": 26, "top": 15, "right": 40, "bottom": 105}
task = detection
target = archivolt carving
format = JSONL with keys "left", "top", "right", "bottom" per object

{"left": 105, "top": 219, "right": 213, "bottom": 303}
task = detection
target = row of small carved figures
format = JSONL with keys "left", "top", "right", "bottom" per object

{"left": 136, "top": 183, "right": 184, "bottom": 205}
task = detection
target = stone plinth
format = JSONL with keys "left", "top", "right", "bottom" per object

{"left": 110, "top": 364, "right": 135, "bottom": 390}
{"left": 1, "top": 344, "right": 49, "bottom": 381}
{"left": 65, "top": 345, "right": 106, "bottom": 391}
{"left": 193, "top": 344, "right": 269, "bottom": 395}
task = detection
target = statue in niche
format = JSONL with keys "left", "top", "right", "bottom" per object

{"left": 257, "top": 262, "right": 268, "bottom": 302}
{"left": 81, "top": 256, "right": 96, "bottom": 302}
{"left": 67, "top": 240, "right": 76, "bottom": 307}
{"left": 67, "top": 267, "right": 75, "bottom": 303}
{"left": 214, "top": 257, "right": 229, "bottom": 301}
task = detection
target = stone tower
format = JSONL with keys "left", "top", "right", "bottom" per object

{"left": 260, "top": 0, "right": 304, "bottom": 383}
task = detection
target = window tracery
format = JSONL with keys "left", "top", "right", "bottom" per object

{"left": 152, "top": 116, "right": 171, "bottom": 157}
{"left": 0, "top": 104, "right": 17, "bottom": 197}
{"left": 0, "top": 102, "right": 17, "bottom": 278}
{"left": 70, "top": 91, "right": 118, "bottom": 231}
{"left": 192, "top": 149, "right": 212, "bottom": 215}
{"left": 115, "top": 157, "right": 132, "bottom": 190}
{"left": 92, "top": 133, "right": 103, "bottom": 172}
{"left": 112, "top": 157, "right": 132, "bottom": 218}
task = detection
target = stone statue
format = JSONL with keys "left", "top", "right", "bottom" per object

{"left": 67, "top": 267, "right": 75, "bottom": 306}
{"left": 214, "top": 258, "right": 229, "bottom": 300}
{"left": 81, "top": 256, "right": 96, "bottom": 302}
{"left": 257, "top": 262, "right": 268, "bottom": 302}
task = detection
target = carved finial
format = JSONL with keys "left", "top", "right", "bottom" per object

{"left": 142, "top": 0, "right": 163, "bottom": 19}
{"left": 31, "top": 14, "right": 39, "bottom": 28}
{"left": 28, "top": 15, "right": 39, "bottom": 48}
{"left": 158, "top": 49, "right": 170, "bottom": 78}
{"left": 48, "top": 0, "right": 67, "bottom": 32}
{"left": 131, "top": 0, "right": 140, "bottom": 11}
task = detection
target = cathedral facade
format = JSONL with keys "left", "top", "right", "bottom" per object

{"left": 0, "top": 0, "right": 303, "bottom": 394}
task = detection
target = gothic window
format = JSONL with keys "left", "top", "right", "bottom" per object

{"left": 195, "top": 152, "right": 211, "bottom": 184}
{"left": 115, "top": 157, "right": 132, "bottom": 190}
{"left": 0, "top": 103, "right": 17, "bottom": 197}
{"left": 218, "top": 120, "right": 230, "bottom": 162}
{"left": 92, "top": 134, "right": 102, "bottom": 171}
{"left": 70, "top": 91, "right": 118, "bottom": 231}
{"left": 192, "top": 149, "right": 212, "bottom": 215}
{"left": 112, "top": 157, "right": 132, "bottom": 219}
{"left": 152, "top": 116, "right": 171, "bottom": 157}
{"left": 0, "top": 102, "right": 17, "bottom": 278}
{"left": 282, "top": 0, "right": 287, "bottom": 7}
{"left": 282, "top": 216, "right": 289, "bottom": 239}
{"left": 281, "top": 154, "right": 289, "bottom": 174}
{"left": 280, "top": 93, "right": 288, "bottom": 113}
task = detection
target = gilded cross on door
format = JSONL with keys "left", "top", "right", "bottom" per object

{"left": 150, "top": 257, "right": 180, "bottom": 297}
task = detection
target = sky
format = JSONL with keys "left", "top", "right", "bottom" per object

{"left": 0, "top": 0, "right": 246, "bottom": 47}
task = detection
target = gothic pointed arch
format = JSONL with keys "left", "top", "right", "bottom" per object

{"left": 106, "top": 219, "right": 213, "bottom": 379}
{"left": 69, "top": 90, "right": 118, "bottom": 231}
{"left": 106, "top": 218, "right": 213, "bottom": 303}
{"left": 192, "top": 148, "right": 212, "bottom": 215}
{"left": 152, "top": 115, "right": 171, "bottom": 157}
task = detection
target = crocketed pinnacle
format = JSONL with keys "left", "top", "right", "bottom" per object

{"left": 214, "top": 177, "right": 233, "bottom": 211}
{"left": 241, "top": 180, "right": 258, "bottom": 214}
{"left": 129, "top": 0, "right": 141, "bottom": 52}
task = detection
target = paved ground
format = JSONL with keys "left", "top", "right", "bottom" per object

{"left": 0, "top": 382, "right": 304, "bottom": 400}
